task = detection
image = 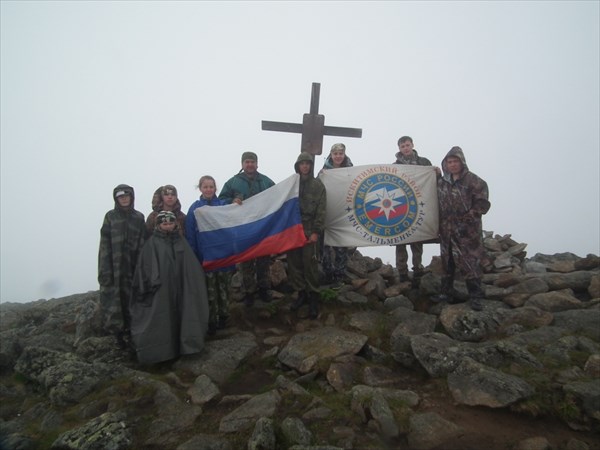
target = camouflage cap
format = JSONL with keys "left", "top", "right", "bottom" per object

{"left": 241, "top": 151, "right": 258, "bottom": 163}
{"left": 156, "top": 210, "right": 177, "bottom": 225}
{"left": 161, "top": 185, "right": 178, "bottom": 196}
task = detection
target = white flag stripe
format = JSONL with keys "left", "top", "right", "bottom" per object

{"left": 194, "top": 174, "right": 299, "bottom": 232}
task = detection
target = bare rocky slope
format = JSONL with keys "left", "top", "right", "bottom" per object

{"left": 1, "top": 232, "right": 599, "bottom": 450}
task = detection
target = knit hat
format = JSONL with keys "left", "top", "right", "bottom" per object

{"left": 156, "top": 211, "right": 177, "bottom": 225}
{"left": 241, "top": 151, "right": 258, "bottom": 163}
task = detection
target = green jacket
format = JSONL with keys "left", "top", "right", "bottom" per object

{"left": 218, "top": 172, "right": 275, "bottom": 204}
{"left": 298, "top": 175, "right": 327, "bottom": 237}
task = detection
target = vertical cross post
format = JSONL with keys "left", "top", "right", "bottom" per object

{"left": 262, "top": 82, "right": 362, "bottom": 156}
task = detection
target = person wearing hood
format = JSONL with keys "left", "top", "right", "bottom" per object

{"left": 98, "top": 184, "right": 146, "bottom": 347}
{"left": 392, "top": 136, "right": 433, "bottom": 286}
{"left": 288, "top": 152, "right": 327, "bottom": 319}
{"left": 130, "top": 211, "right": 209, "bottom": 365}
{"left": 432, "top": 146, "right": 491, "bottom": 311}
{"left": 145, "top": 185, "right": 186, "bottom": 238}
{"left": 218, "top": 151, "right": 275, "bottom": 307}
{"left": 318, "top": 143, "right": 354, "bottom": 287}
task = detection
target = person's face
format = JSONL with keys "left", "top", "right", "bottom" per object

{"left": 242, "top": 159, "right": 258, "bottom": 175}
{"left": 398, "top": 140, "right": 414, "bottom": 156}
{"left": 298, "top": 161, "right": 312, "bottom": 176}
{"left": 200, "top": 180, "right": 216, "bottom": 199}
{"left": 446, "top": 156, "right": 463, "bottom": 175}
{"left": 162, "top": 192, "right": 177, "bottom": 208}
{"left": 331, "top": 150, "right": 345, "bottom": 167}
{"left": 159, "top": 221, "right": 176, "bottom": 233}
{"left": 117, "top": 194, "right": 131, "bottom": 208}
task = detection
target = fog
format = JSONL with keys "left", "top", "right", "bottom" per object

{"left": 1, "top": 1, "right": 598, "bottom": 303}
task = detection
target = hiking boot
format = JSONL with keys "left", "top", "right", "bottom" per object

{"left": 258, "top": 288, "right": 272, "bottom": 303}
{"left": 217, "top": 315, "right": 229, "bottom": 330}
{"left": 466, "top": 279, "right": 485, "bottom": 311}
{"left": 470, "top": 298, "right": 483, "bottom": 311}
{"left": 290, "top": 291, "right": 307, "bottom": 311}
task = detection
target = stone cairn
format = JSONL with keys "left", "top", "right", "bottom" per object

{"left": 0, "top": 230, "right": 598, "bottom": 450}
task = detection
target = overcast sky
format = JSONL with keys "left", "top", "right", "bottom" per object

{"left": 1, "top": 1, "right": 599, "bottom": 303}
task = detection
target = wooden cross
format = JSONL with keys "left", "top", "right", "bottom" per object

{"left": 262, "top": 82, "right": 362, "bottom": 155}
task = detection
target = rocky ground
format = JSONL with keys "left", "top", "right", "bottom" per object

{"left": 1, "top": 232, "right": 599, "bottom": 450}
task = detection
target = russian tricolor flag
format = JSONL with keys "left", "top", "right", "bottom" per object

{"left": 194, "top": 174, "right": 306, "bottom": 271}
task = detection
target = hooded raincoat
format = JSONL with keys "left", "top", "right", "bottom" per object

{"left": 437, "top": 147, "right": 491, "bottom": 280}
{"left": 145, "top": 186, "right": 187, "bottom": 238}
{"left": 287, "top": 153, "right": 327, "bottom": 294}
{"left": 98, "top": 184, "right": 146, "bottom": 333}
{"left": 129, "top": 224, "right": 209, "bottom": 365}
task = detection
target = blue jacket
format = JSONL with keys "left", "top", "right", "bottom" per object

{"left": 185, "top": 196, "right": 234, "bottom": 272}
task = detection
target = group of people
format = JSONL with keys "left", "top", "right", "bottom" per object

{"left": 97, "top": 138, "right": 490, "bottom": 365}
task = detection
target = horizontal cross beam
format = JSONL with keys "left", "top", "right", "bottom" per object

{"left": 261, "top": 82, "right": 362, "bottom": 155}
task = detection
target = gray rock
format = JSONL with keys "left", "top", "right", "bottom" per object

{"left": 187, "top": 374, "right": 220, "bottom": 406}
{"left": 525, "top": 289, "right": 583, "bottom": 312}
{"left": 248, "top": 417, "right": 276, "bottom": 450}
{"left": 508, "top": 277, "right": 549, "bottom": 295}
{"left": 51, "top": 412, "right": 131, "bottom": 450}
{"left": 407, "top": 412, "right": 462, "bottom": 450}
{"left": 219, "top": 390, "right": 281, "bottom": 433}
{"left": 447, "top": 358, "right": 535, "bottom": 407}
{"left": 553, "top": 309, "right": 600, "bottom": 341}
{"left": 281, "top": 417, "right": 313, "bottom": 446}
{"left": 383, "top": 294, "right": 414, "bottom": 312}
{"left": 174, "top": 332, "right": 258, "bottom": 384}
{"left": 563, "top": 380, "right": 600, "bottom": 421}
{"left": 278, "top": 327, "right": 368, "bottom": 373}
{"left": 176, "top": 434, "right": 232, "bottom": 450}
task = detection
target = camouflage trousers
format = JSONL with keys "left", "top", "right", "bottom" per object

{"left": 287, "top": 240, "right": 320, "bottom": 294}
{"left": 99, "top": 280, "right": 132, "bottom": 335}
{"left": 206, "top": 271, "right": 231, "bottom": 324}
{"left": 441, "top": 238, "right": 484, "bottom": 281}
{"left": 322, "top": 245, "right": 348, "bottom": 278}
{"left": 395, "top": 243, "right": 424, "bottom": 275}
{"left": 239, "top": 256, "right": 271, "bottom": 295}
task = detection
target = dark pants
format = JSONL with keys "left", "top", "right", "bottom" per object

{"left": 239, "top": 256, "right": 270, "bottom": 295}
{"left": 288, "top": 241, "right": 320, "bottom": 294}
{"left": 395, "top": 243, "right": 424, "bottom": 275}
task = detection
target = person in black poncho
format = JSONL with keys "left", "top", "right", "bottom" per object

{"left": 130, "top": 211, "right": 209, "bottom": 365}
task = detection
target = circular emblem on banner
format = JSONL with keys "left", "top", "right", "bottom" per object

{"left": 353, "top": 173, "right": 419, "bottom": 237}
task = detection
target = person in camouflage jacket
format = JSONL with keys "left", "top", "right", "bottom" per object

{"left": 98, "top": 184, "right": 146, "bottom": 345}
{"left": 433, "top": 146, "right": 491, "bottom": 311}
{"left": 288, "top": 152, "right": 327, "bottom": 319}
{"left": 145, "top": 185, "right": 186, "bottom": 238}
{"left": 218, "top": 151, "right": 275, "bottom": 306}
{"left": 393, "top": 136, "right": 433, "bottom": 285}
